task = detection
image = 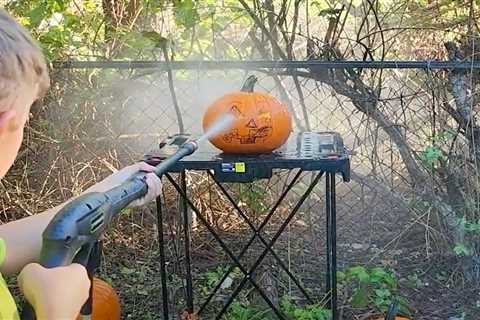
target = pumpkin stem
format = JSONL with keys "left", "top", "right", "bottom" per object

{"left": 241, "top": 75, "right": 258, "bottom": 92}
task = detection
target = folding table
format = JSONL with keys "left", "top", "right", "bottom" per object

{"left": 146, "top": 132, "right": 350, "bottom": 320}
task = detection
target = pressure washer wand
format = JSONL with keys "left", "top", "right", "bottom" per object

{"left": 21, "top": 140, "right": 199, "bottom": 320}
{"left": 154, "top": 140, "right": 198, "bottom": 176}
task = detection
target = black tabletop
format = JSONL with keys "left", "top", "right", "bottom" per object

{"left": 157, "top": 132, "right": 350, "bottom": 183}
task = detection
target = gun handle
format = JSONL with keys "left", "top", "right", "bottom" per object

{"left": 20, "top": 304, "right": 35, "bottom": 320}
{"left": 20, "top": 243, "right": 78, "bottom": 320}
{"left": 21, "top": 242, "right": 101, "bottom": 320}
{"left": 79, "top": 241, "right": 102, "bottom": 317}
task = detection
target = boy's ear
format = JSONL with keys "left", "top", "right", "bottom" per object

{"left": 0, "top": 110, "right": 15, "bottom": 134}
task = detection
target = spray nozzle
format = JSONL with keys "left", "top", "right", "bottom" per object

{"left": 159, "top": 134, "right": 191, "bottom": 149}
{"left": 180, "top": 140, "right": 199, "bottom": 155}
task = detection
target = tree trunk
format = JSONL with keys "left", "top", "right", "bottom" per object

{"left": 443, "top": 41, "right": 480, "bottom": 283}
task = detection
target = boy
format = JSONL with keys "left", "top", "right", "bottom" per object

{"left": 0, "top": 9, "right": 162, "bottom": 319}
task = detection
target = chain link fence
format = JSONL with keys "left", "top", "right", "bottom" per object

{"left": 2, "top": 61, "right": 480, "bottom": 319}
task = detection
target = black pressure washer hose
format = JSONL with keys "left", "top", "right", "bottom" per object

{"left": 21, "top": 140, "right": 198, "bottom": 320}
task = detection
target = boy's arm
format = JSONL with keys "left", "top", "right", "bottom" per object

{"left": 0, "top": 204, "right": 62, "bottom": 275}
{"left": 0, "top": 162, "right": 161, "bottom": 275}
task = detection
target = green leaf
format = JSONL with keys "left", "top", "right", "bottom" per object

{"left": 375, "top": 297, "right": 390, "bottom": 311}
{"left": 383, "top": 273, "right": 397, "bottom": 289}
{"left": 280, "top": 296, "right": 295, "bottom": 314}
{"left": 120, "top": 267, "right": 136, "bottom": 275}
{"left": 370, "top": 267, "right": 387, "bottom": 282}
{"left": 454, "top": 243, "right": 471, "bottom": 256}
{"left": 348, "top": 266, "right": 370, "bottom": 283}
{"left": 397, "top": 297, "right": 412, "bottom": 316}
{"left": 420, "top": 145, "right": 444, "bottom": 167}
{"left": 348, "top": 266, "right": 366, "bottom": 275}
{"left": 374, "top": 288, "right": 391, "bottom": 298}
{"left": 173, "top": 0, "right": 200, "bottom": 29}
{"left": 351, "top": 287, "right": 369, "bottom": 307}
{"left": 281, "top": 297, "right": 332, "bottom": 320}
{"left": 457, "top": 216, "right": 467, "bottom": 228}
{"left": 64, "top": 13, "right": 80, "bottom": 28}
{"left": 29, "top": 3, "right": 48, "bottom": 27}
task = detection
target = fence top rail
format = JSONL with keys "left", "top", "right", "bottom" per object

{"left": 52, "top": 60, "right": 480, "bottom": 70}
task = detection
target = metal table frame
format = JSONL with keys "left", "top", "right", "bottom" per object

{"left": 151, "top": 133, "right": 350, "bottom": 320}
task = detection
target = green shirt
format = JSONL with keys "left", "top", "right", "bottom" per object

{"left": 0, "top": 238, "right": 20, "bottom": 320}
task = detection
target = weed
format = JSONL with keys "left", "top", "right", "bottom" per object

{"left": 338, "top": 266, "right": 410, "bottom": 315}
{"left": 225, "top": 302, "right": 272, "bottom": 320}
{"left": 223, "top": 296, "right": 332, "bottom": 320}
{"left": 237, "top": 182, "right": 269, "bottom": 213}
{"left": 281, "top": 297, "right": 331, "bottom": 320}
{"left": 200, "top": 266, "right": 242, "bottom": 295}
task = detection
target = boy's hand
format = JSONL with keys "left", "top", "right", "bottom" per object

{"left": 18, "top": 263, "right": 89, "bottom": 320}
{"left": 87, "top": 162, "right": 162, "bottom": 207}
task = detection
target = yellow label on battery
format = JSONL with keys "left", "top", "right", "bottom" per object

{"left": 235, "top": 162, "right": 246, "bottom": 173}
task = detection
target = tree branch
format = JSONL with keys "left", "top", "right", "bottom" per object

{"left": 161, "top": 42, "right": 184, "bottom": 134}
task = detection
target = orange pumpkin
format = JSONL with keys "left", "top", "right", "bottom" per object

{"left": 77, "top": 277, "right": 121, "bottom": 320}
{"left": 203, "top": 75, "right": 292, "bottom": 154}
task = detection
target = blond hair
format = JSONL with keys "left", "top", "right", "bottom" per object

{"left": 0, "top": 9, "right": 50, "bottom": 101}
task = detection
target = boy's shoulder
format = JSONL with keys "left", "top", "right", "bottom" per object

{"left": 0, "top": 237, "right": 20, "bottom": 320}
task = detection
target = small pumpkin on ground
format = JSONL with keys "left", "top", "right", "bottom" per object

{"left": 77, "top": 277, "right": 121, "bottom": 320}
{"left": 202, "top": 75, "right": 292, "bottom": 154}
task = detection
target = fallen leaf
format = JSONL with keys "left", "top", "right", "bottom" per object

{"left": 180, "top": 311, "right": 199, "bottom": 320}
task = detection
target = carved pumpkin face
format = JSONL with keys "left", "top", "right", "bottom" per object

{"left": 203, "top": 76, "right": 292, "bottom": 154}
{"left": 77, "top": 278, "right": 121, "bottom": 320}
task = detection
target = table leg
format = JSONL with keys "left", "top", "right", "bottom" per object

{"left": 330, "top": 173, "right": 338, "bottom": 320}
{"left": 326, "top": 173, "right": 332, "bottom": 305}
{"left": 325, "top": 172, "right": 338, "bottom": 319}
{"left": 181, "top": 170, "right": 194, "bottom": 313}
{"left": 156, "top": 195, "right": 169, "bottom": 320}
